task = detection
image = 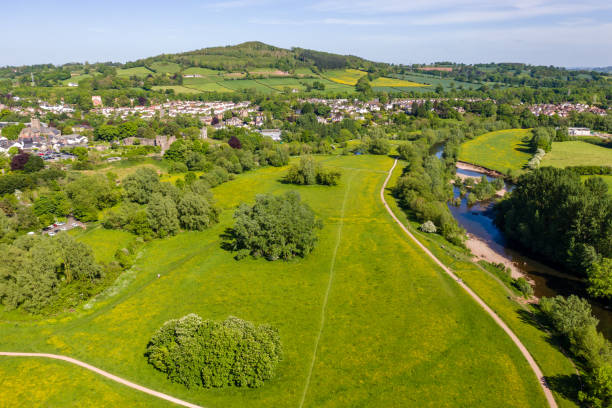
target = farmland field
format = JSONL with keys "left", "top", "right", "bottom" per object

{"left": 458, "top": 129, "right": 533, "bottom": 173}
{"left": 116, "top": 67, "right": 154, "bottom": 77}
{"left": 324, "top": 68, "right": 367, "bottom": 85}
{"left": 149, "top": 61, "right": 181, "bottom": 74}
{"left": 0, "top": 155, "right": 553, "bottom": 407}
{"left": 183, "top": 67, "right": 224, "bottom": 76}
{"left": 391, "top": 72, "right": 482, "bottom": 90}
{"left": 219, "top": 79, "right": 279, "bottom": 93}
{"left": 541, "top": 141, "right": 612, "bottom": 168}
{"left": 61, "top": 74, "right": 93, "bottom": 85}
{"left": 370, "top": 76, "right": 428, "bottom": 87}
{"left": 152, "top": 85, "right": 203, "bottom": 94}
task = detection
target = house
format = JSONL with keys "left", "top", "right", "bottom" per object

{"left": 225, "top": 117, "right": 244, "bottom": 127}
{"left": 67, "top": 82, "right": 78, "bottom": 87}
{"left": 257, "top": 129, "right": 282, "bottom": 141}
{"left": 19, "top": 118, "right": 61, "bottom": 139}
{"left": 568, "top": 127, "right": 590, "bottom": 136}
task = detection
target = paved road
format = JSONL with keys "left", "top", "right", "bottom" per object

{"left": 380, "top": 159, "right": 558, "bottom": 408}
{"left": 0, "top": 352, "right": 202, "bottom": 408}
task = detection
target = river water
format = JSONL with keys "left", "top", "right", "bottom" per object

{"left": 430, "top": 143, "right": 612, "bottom": 338}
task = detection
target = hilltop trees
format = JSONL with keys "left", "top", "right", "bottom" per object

{"left": 146, "top": 314, "right": 282, "bottom": 389}
{"left": 231, "top": 192, "right": 321, "bottom": 260}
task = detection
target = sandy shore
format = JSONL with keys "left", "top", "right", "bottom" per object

{"left": 456, "top": 161, "right": 505, "bottom": 178}
{"left": 464, "top": 233, "right": 526, "bottom": 280}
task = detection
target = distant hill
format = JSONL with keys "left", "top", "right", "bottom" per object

{"left": 568, "top": 66, "right": 612, "bottom": 74}
{"left": 126, "top": 41, "right": 382, "bottom": 73}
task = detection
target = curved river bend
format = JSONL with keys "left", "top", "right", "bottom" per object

{"left": 430, "top": 143, "right": 611, "bottom": 338}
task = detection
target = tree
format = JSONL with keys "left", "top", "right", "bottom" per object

{"left": 1, "top": 123, "right": 25, "bottom": 140}
{"left": 579, "top": 364, "right": 612, "bottom": 408}
{"left": 146, "top": 193, "right": 179, "bottom": 237}
{"left": 123, "top": 168, "right": 161, "bottom": 204}
{"left": 10, "top": 152, "right": 31, "bottom": 171}
{"left": 232, "top": 192, "right": 321, "bottom": 260}
{"left": 23, "top": 155, "right": 44, "bottom": 173}
{"left": 540, "top": 295, "right": 598, "bottom": 342}
{"left": 355, "top": 76, "right": 371, "bottom": 94}
{"left": 146, "top": 314, "right": 282, "bottom": 389}
{"left": 587, "top": 258, "right": 612, "bottom": 300}
{"left": 177, "top": 192, "right": 219, "bottom": 231}
{"left": 228, "top": 136, "right": 242, "bottom": 149}
{"left": 94, "top": 124, "right": 119, "bottom": 141}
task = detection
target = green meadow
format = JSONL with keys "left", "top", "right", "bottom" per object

{"left": 116, "top": 67, "right": 154, "bottom": 78}
{"left": 458, "top": 129, "right": 533, "bottom": 173}
{"left": 149, "top": 61, "right": 182, "bottom": 74}
{"left": 0, "top": 155, "right": 574, "bottom": 407}
{"left": 541, "top": 141, "right": 612, "bottom": 168}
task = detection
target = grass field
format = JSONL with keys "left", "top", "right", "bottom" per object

{"left": 370, "top": 76, "right": 428, "bottom": 87}
{"left": 61, "top": 74, "right": 93, "bottom": 85}
{"left": 149, "top": 61, "right": 181, "bottom": 74}
{"left": 183, "top": 67, "right": 224, "bottom": 76}
{"left": 69, "top": 226, "right": 136, "bottom": 263}
{"left": 541, "top": 141, "right": 612, "bottom": 168}
{"left": 220, "top": 79, "right": 279, "bottom": 93}
{"left": 458, "top": 129, "right": 533, "bottom": 173}
{"left": 152, "top": 85, "right": 203, "bottom": 94}
{"left": 0, "top": 156, "right": 552, "bottom": 407}
{"left": 116, "top": 67, "right": 154, "bottom": 78}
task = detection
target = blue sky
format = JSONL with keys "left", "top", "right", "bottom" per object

{"left": 2, "top": 0, "right": 611, "bottom": 67}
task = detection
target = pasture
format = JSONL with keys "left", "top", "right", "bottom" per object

{"left": 152, "top": 85, "right": 203, "bottom": 94}
{"left": 324, "top": 68, "right": 367, "bottom": 85}
{"left": 370, "top": 76, "right": 428, "bottom": 87}
{"left": 458, "top": 129, "right": 533, "bottom": 173}
{"left": 541, "top": 141, "right": 612, "bottom": 168}
{"left": 69, "top": 226, "right": 136, "bottom": 263}
{"left": 183, "top": 67, "right": 224, "bottom": 76}
{"left": 0, "top": 155, "right": 551, "bottom": 407}
{"left": 149, "top": 61, "right": 181, "bottom": 74}
{"left": 116, "top": 67, "right": 154, "bottom": 78}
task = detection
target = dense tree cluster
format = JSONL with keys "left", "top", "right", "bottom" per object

{"left": 231, "top": 192, "right": 321, "bottom": 260}
{"left": 495, "top": 168, "right": 612, "bottom": 297}
{"left": 104, "top": 168, "right": 219, "bottom": 238}
{"left": 146, "top": 314, "right": 282, "bottom": 388}
{"left": 0, "top": 234, "right": 102, "bottom": 313}
{"left": 284, "top": 156, "right": 341, "bottom": 186}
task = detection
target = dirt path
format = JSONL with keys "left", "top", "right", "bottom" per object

{"left": 380, "top": 159, "right": 558, "bottom": 408}
{"left": 0, "top": 352, "right": 202, "bottom": 408}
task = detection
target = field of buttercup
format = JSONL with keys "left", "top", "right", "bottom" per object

{"left": 0, "top": 156, "right": 552, "bottom": 408}
{"left": 458, "top": 129, "right": 533, "bottom": 173}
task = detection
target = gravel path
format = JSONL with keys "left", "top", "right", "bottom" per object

{"left": 380, "top": 159, "right": 557, "bottom": 408}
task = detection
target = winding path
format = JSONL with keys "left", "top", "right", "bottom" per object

{"left": 380, "top": 159, "right": 557, "bottom": 408}
{"left": 0, "top": 352, "right": 202, "bottom": 408}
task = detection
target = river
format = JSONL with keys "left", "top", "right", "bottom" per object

{"left": 430, "top": 143, "right": 612, "bottom": 338}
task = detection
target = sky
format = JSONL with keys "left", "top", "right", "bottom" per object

{"left": 2, "top": 0, "right": 611, "bottom": 68}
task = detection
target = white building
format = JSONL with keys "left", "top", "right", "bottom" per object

{"left": 568, "top": 127, "right": 591, "bottom": 136}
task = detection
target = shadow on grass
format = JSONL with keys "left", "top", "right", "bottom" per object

{"left": 516, "top": 308, "right": 584, "bottom": 405}
{"left": 220, "top": 227, "right": 237, "bottom": 252}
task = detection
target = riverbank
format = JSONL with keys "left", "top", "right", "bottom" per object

{"left": 456, "top": 161, "right": 506, "bottom": 178}
{"left": 465, "top": 233, "right": 524, "bottom": 279}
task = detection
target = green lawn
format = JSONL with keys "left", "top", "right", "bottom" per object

{"left": 459, "top": 129, "right": 533, "bottom": 173}
{"left": 69, "top": 226, "right": 136, "bottom": 263}
{"left": 541, "top": 141, "right": 612, "bottom": 168}
{"left": 152, "top": 85, "right": 203, "bottom": 94}
{"left": 0, "top": 156, "right": 557, "bottom": 407}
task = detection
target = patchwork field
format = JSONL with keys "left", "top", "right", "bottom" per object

{"left": 458, "top": 129, "right": 533, "bottom": 173}
{"left": 541, "top": 141, "right": 612, "bottom": 168}
{"left": 183, "top": 67, "right": 224, "bottom": 76}
{"left": 149, "top": 61, "right": 181, "bottom": 74}
{"left": 370, "top": 76, "right": 429, "bottom": 87}
{"left": 0, "top": 156, "right": 552, "bottom": 407}
{"left": 324, "top": 68, "right": 367, "bottom": 85}
{"left": 391, "top": 72, "right": 482, "bottom": 90}
{"left": 152, "top": 85, "right": 203, "bottom": 94}
{"left": 117, "top": 67, "right": 154, "bottom": 77}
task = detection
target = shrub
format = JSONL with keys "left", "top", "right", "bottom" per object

{"left": 146, "top": 314, "right": 282, "bottom": 389}
{"left": 232, "top": 192, "right": 322, "bottom": 260}
{"left": 284, "top": 156, "right": 342, "bottom": 186}
{"left": 513, "top": 277, "right": 533, "bottom": 298}
{"left": 419, "top": 220, "right": 437, "bottom": 233}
